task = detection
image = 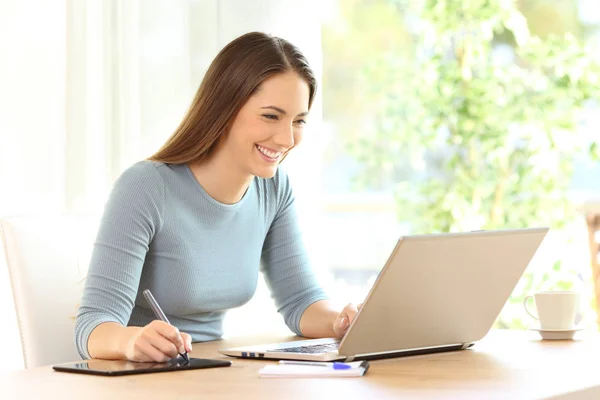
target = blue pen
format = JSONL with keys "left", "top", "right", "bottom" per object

{"left": 278, "top": 360, "right": 352, "bottom": 370}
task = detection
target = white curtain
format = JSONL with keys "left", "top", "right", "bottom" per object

{"left": 0, "top": 0, "right": 324, "bottom": 370}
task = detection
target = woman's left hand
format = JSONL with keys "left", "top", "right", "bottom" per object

{"left": 333, "top": 303, "right": 363, "bottom": 338}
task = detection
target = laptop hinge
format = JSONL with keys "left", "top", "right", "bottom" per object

{"left": 342, "top": 342, "right": 468, "bottom": 362}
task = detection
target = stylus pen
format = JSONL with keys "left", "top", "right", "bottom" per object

{"left": 278, "top": 360, "right": 352, "bottom": 370}
{"left": 142, "top": 289, "right": 190, "bottom": 363}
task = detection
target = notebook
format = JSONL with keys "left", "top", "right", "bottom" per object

{"left": 258, "top": 361, "right": 369, "bottom": 378}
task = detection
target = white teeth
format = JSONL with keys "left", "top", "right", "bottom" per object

{"left": 256, "top": 145, "right": 282, "bottom": 159}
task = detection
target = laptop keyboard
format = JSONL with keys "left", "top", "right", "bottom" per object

{"left": 267, "top": 342, "right": 339, "bottom": 354}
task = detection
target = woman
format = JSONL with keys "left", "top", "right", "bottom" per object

{"left": 75, "top": 32, "right": 360, "bottom": 363}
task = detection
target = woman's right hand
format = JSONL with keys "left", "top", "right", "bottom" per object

{"left": 124, "top": 320, "right": 193, "bottom": 362}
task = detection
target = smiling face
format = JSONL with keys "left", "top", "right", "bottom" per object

{"left": 219, "top": 71, "right": 310, "bottom": 179}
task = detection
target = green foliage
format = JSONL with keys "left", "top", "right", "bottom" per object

{"left": 334, "top": 0, "right": 600, "bottom": 328}
{"left": 352, "top": 0, "right": 600, "bottom": 232}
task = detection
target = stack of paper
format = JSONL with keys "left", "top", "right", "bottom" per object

{"left": 258, "top": 361, "right": 369, "bottom": 378}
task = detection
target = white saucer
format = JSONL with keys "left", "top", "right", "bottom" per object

{"left": 528, "top": 327, "right": 583, "bottom": 340}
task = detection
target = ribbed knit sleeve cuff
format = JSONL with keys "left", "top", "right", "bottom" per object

{"left": 74, "top": 314, "right": 121, "bottom": 360}
{"left": 289, "top": 291, "right": 330, "bottom": 336}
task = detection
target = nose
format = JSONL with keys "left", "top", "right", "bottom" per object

{"left": 273, "top": 123, "right": 295, "bottom": 149}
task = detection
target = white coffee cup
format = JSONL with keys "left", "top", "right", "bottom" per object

{"left": 523, "top": 291, "right": 580, "bottom": 330}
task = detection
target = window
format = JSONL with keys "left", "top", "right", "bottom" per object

{"left": 317, "top": 0, "right": 600, "bottom": 329}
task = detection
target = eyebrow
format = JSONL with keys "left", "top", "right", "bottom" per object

{"left": 260, "top": 106, "right": 309, "bottom": 117}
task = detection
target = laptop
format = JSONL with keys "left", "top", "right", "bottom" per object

{"left": 219, "top": 227, "right": 549, "bottom": 362}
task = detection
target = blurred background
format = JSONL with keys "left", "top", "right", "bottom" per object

{"left": 1, "top": 0, "right": 599, "bottom": 370}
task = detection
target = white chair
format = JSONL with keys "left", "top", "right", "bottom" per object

{"left": 0, "top": 214, "right": 98, "bottom": 368}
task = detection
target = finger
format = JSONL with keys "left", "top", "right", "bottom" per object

{"left": 337, "top": 315, "right": 349, "bottom": 331}
{"left": 126, "top": 345, "right": 150, "bottom": 363}
{"left": 133, "top": 339, "right": 171, "bottom": 363}
{"left": 143, "top": 343, "right": 172, "bottom": 363}
{"left": 343, "top": 303, "right": 359, "bottom": 324}
{"left": 145, "top": 330, "right": 180, "bottom": 359}
{"left": 344, "top": 303, "right": 359, "bottom": 313}
{"left": 153, "top": 321, "right": 186, "bottom": 354}
{"left": 181, "top": 333, "right": 193, "bottom": 353}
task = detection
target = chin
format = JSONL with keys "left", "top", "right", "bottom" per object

{"left": 252, "top": 166, "right": 278, "bottom": 179}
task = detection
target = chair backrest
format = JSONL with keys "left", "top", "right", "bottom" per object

{"left": 0, "top": 214, "right": 98, "bottom": 368}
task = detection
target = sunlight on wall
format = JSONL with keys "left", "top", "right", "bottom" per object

{"left": 0, "top": 0, "right": 66, "bottom": 371}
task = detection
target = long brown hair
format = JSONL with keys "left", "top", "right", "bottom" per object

{"left": 149, "top": 32, "right": 317, "bottom": 164}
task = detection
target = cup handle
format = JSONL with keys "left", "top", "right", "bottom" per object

{"left": 523, "top": 295, "right": 538, "bottom": 320}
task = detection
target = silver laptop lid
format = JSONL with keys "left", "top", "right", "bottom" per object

{"left": 338, "top": 228, "right": 549, "bottom": 357}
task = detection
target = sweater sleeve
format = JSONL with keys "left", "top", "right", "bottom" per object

{"left": 74, "top": 161, "right": 165, "bottom": 359}
{"left": 260, "top": 169, "right": 329, "bottom": 336}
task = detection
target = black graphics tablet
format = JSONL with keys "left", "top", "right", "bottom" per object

{"left": 53, "top": 357, "right": 231, "bottom": 376}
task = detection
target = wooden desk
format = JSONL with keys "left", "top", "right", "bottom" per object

{"left": 2, "top": 330, "right": 599, "bottom": 399}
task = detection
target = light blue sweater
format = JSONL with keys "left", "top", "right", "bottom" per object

{"left": 74, "top": 161, "right": 328, "bottom": 359}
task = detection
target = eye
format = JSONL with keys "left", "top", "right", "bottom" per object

{"left": 294, "top": 119, "right": 306, "bottom": 125}
{"left": 262, "top": 114, "right": 279, "bottom": 121}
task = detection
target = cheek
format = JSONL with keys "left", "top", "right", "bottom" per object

{"left": 229, "top": 122, "right": 259, "bottom": 150}
{"left": 293, "top": 129, "right": 304, "bottom": 146}
{"left": 245, "top": 120, "right": 274, "bottom": 142}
